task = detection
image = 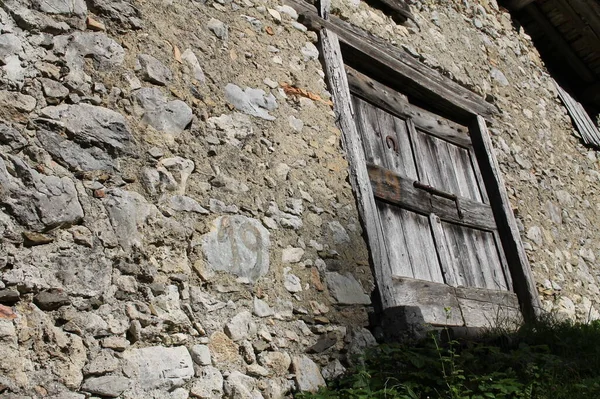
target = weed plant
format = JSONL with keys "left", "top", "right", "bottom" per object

{"left": 297, "top": 316, "right": 600, "bottom": 399}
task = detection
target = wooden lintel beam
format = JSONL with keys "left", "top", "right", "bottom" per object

{"left": 504, "top": 0, "right": 535, "bottom": 11}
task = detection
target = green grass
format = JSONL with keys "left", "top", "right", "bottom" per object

{"left": 297, "top": 317, "right": 600, "bottom": 399}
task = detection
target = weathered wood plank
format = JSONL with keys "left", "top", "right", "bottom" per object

{"left": 429, "top": 214, "right": 458, "bottom": 287}
{"left": 391, "top": 276, "right": 464, "bottom": 326}
{"left": 555, "top": 79, "right": 600, "bottom": 148}
{"left": 284, "top": 0, "right": 497, "bottom": 122}
{"left": 376, "top": 107, "right": 419, "bottom": 180}
{"left": 318, "top": 27, "right": 395, "bottom": 307}
{"left": 367, "top": 164, "right": 498, "bottom": 231}
{"left": 401, "top": 209, "right": 445, "bottom": 283}
{"left": 468, "top": 147, "right": 490, "bottom": 204}
{"left": 469, "top": 116, "right": 541, "bottom": 321}
{"left": 390, "top": 276, "right": 520, "bottom": 327}
{"left": 347, "top": 66, "right": 473, "bottom": 148}
{"left": 353, "top": 96, "right": 387, "bottom": 165}
{"left": 376, "top": 202, "right": 415, "bottom": 279}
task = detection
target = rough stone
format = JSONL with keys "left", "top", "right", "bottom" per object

{"left": 224, "top": 310, "right": 257, "bottom": 342}
{"left": 134, "top": 87, "right": 193, "bottom": 135}
{"left": 81, "top": 376, "right": 131, "bottom": 398}
{"left": 83, "top": 350, "right": 120, "bottom": 376}
{"left": 257, "top": 351, "right": 291, "bottom": 376}
{"left": 207, "top": 18, "right": 228, "bottom": 40}
{"left": 253, "top": 297, "right": 274, "bottom": 317}
{"left": 33, "top": 0, "right": 87, "bottom": 16}
{"left": 181, "top": 49, "right": 206, "bottom": 82}
{"left": 41, "top": 104, "right": 134, "bottom": 155}
{"left": 207, "top": 113, "right": 253, "bottom": 146}
{"left": 37, "top": 129, "right": 116, "bottom": 172}
{"left": 40, "top": 78, "right": 69, "bottom": 99}
{"left": 282, "top": 247, "right": 304, "bottom": 263}
{"left": 224, "top": 84, "right": 278, "bottom": 121}
{"left": 328, "top": 221, "right": 350, "bottom": 244}
{"left": 326, "top": 272, "right": 371, "bottom": 305}
{"left": 224, "top": 371, "right": 263, "bottom": 399}
{"left": 167, "top": 195, "right": 209, "bottom": 213}
{"left": 0, "top": 91, "right": 36, "bottom": 112}
{"left": 190, "top": 344, "right": 212, "bottom": 366}
{"left": 122, "top": 346, "right": 194, "bottom": 390}
{"left": 291, "top": 355, "right": 326, "bottom": 393}
{"left": 33, "top": 289, "right": 70, "bottom": 311}
{"left": 190, "top": 366, "right": 223, "bottom": 399}
{"left": 202, "top": 215, "right": 270, "bottom": 283}
{"left": 0, "top": 122, "right": 27, "bottom": 151}
{"left": 137, "top": 54, "right": 173, "bottom": 86}
{"left": 0, "top": 155, "right": 84, "bottom": 231}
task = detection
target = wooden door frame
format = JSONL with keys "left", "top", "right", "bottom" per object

{"left": 285, "top": 0, "right": 541, "bottom": 323}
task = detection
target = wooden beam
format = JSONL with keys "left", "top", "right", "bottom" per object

{"left": 524, "top": 2, "right": 596, "bottom": 83}
{"left": 391, "top": 276, "right": 520, "bottom": 327}
{"left": 284, "top": 0, "right": 497, "bottom": 123}
{"left": 504, "top": 0, "right": 535, "bottom": 11}
{"left": 469, "top": 117, "right": 542, "bottom": 322}
{"left": 367, "top": 164, "right": 498, "bottom": 231}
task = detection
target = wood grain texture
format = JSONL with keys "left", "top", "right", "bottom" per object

{"left": 555, "top": 79, "right": 600, "bottom": 148}
{"left": 367, "top": 164, "right": 498, "bottom": 231}
{"left": 391, "top": 276, "right": 520, "bottom": 327}
{"left": 469, "top": 116, "right": 541, "bottom": 320}
{"left": 347, "top": 66, "right": 472, "bottom": 148}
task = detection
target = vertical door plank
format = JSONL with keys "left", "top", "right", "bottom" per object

{"left": 492, "top": 230, "right": 513, "bottom": 291}
{"left": 376, "top": 201, "right": 414, "bottom": 279}
{"left": 375, "top": 109, "right": 419, "bottom": 180}
{"left": 479, "top": 230, "right": 509, "bottom": 291}
{"left": 401, "top": 210, "right": 445, "bottom": 283}
{"left": 429, "top": 214, "right": 458, "bottom": 286}
{"left": 448, "top": 144, "right": 484, "bottom": 202}
{"left": 353, "top": 96, "right": 386, "bottom": 166}
{"left": 468, "top": 147, "right": 490, "bottom": 203}
{"left": 319, "top": 28, "right": 395, "bottom": 307}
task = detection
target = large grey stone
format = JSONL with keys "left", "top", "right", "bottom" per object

{"left": 54, "top": 32, "right": 125, "bottom": 72}
{"left": 37, "top": 129, "right": 115, "bottom": 172}
{"left": 137, "top": 54, "right": 172, "bottom": 86}
{"left": 134, "top": 87, "right": 193, "bottom": 135}
{"left": 291, "top": 355, "right": 326, "bottom": 393}
{"left": 190, "top": 366, "right": 223, "bottom": 399}
{"left": 224, "top": 371, "right": 263, "bottom": 399}
{"left": 40, "top": 78, "right": 69, "bottom": 99}
{"left": 0, "top": 90, "right": 36, "bottom": 112}
{"left": 0, "top": 122, "right": 27, "bottom": 151}
{"left": 103, "top": 189, "right": 158, "bottom": 250}
{"left": 224, "top": 84, "right": 277, "bottom": 121}
{"left": 0, "top": 155, "right": 83, "bottom": 231}
{"left": 122, "top": 346, "right": 194, "bottom": 390}
{"left": 207, "top": 18, "right": 228, "bottom": 40}
{"left": 33, "top": 0, "right": 87, "bottom": 16}
{"left": 87, "top": 0, "right": 141, "bottom": 30}
{"left": 0, "top": 34, "right": 22, "bottom": 65}
{"left": 202, "top": 215, "right": 270, "bottom": 283}
{"left": 81, "top": 376, "right": 130, "bottom": 398}
{"left": 40, "top": 104, "right": 134, "bottom": 155}
{"left": 325, "top": 272, "right": 371, "bottom": 305}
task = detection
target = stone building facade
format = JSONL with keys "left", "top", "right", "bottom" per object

{"left": 0, "top": 0, "right": 598, "bottom": 397}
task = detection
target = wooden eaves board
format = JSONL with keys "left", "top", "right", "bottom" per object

{"left": 285, "top": 0, "right": 541, "bottom": 325}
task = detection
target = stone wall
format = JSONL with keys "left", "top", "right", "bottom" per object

{"left": 0, "top": 0, "right": 599, "bottom": 397}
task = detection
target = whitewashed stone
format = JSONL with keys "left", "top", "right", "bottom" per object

{"left": 202, "top": 215, "right": 270, "bottom": 283}
{"left": 123, "top": 346, "right": 194, "bottom": 390}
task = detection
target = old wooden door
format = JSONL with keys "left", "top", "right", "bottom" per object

{"left": 347, "top": 66, "right": 519, "bottom": 326}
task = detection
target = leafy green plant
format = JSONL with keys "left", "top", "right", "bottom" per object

{"left": 297, "top": 317, "right": 600, "bottom": 399}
